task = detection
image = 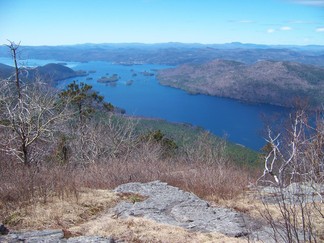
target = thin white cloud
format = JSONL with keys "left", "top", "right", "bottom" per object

{"left": 290, "top": 0, "right": 324, "bottom": 6}
{"left": 280, "top": 26, "right": 292, "bottom": 30}
{"left": 288, "top": 20, "right": 315, "bottom": 24}
{"left": 316, "top": 27, "right": 324, "bottom": 32}
{"left": 267, "top": 26, "right": 293, "bottom": 33}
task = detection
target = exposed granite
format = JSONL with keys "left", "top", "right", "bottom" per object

{"left": 113, "top": 180, "right": 274, "bottom": 241}
{"left": 0, "top": 229, "right": 116, "bottom": 243}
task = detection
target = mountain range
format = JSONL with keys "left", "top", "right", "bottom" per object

{"left": 0, "top": 42, "right": 323, "bottom": 66}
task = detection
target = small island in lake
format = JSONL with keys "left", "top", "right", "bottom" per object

{"left": 141, "top": 71, "right": 154, "bottom": 76}
{"left": 97, "top": 74, "right": 120, "bottom": 83}
{"left": 126, "top": 80, "right": 134, "bottom": 86}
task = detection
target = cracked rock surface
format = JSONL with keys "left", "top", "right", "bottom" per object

{"left": 0, "top": 229, "right": 116, "bottom": 243}
{"left": 113, "top": 180, "right": 271, "bottom": 241}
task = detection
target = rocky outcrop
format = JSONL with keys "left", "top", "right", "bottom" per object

{"left": 1, "top": 181, "right": 284, "bottom": 242}
{"left": 113, "top": 180, "right": 272, "bottom": 241}
{"left": 259, "top": 182, "right": 324, "bottom": 204}
{"left": 0, "top": 229, "right": 116, "bottom": 243}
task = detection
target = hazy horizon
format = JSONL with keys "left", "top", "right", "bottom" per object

{"left": 3, "top": 41, "right": 324, "bottom": 48}
{"left": 1, "top": 0, "right": 324, "bottom": 46}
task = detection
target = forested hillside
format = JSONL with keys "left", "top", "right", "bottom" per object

{"left": 0, "top": 63, "right": 87, "bottom": 83}
{"left": 157, "top": 59, "right": 324, "bottom": 109}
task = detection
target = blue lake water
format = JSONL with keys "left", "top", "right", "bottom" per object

{"left": 0, "top": 58, "right": 288, "bottom": 150}
{"left": 57, "top": 61, "right": 289, "bottom": 150}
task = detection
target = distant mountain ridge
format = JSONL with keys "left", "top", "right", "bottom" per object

{"left": 157, "top": 59, "right": 324, "bottom": 109}
{"left": 0, "top": 42, "right": 323, "bottom": 66}
{"left": 0, "top": 63, "right": 87, "bottom": 82}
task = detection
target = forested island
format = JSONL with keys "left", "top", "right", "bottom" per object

{"left": 97, "top": 74, "right": 120, "bottom": 83}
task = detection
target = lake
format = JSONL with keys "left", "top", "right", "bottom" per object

{"left": 57, "top": 61, "right": 288, "bottom": 150}
{"left": 0, "top": 57, "right": 288, "bottom": 150}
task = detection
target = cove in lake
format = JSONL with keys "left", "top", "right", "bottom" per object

{"left": 58, "top": 61, "right": 289, "bottom": 150}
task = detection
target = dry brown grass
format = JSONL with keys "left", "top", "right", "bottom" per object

{"left": 74, "top": 158, "right": 254, "bottom": 202}
{"left": 70, "top": 212, "right": 248, "bottom": 243}
{"left": 2, "top": 188, "right": 118, "bottom": 230}
{"left": 0, "top": 157, "right": 253, "bottom": 220}
{"left": 1, "top": 160, "right": 322, "bottom": 242}
{"left": 1, "top": 185, "right": 248, "bottom": 242}
{"left": 217, "top": 188, "right": 324, "bottom": 241}
{"left": 0, "top": 161, "right": 78, "bottom": 218}
{"left": 0, "top": 137, "right": 258, "bottom": 242}
{"left": 216, "top": 190, "right": 276, "bottom": 220}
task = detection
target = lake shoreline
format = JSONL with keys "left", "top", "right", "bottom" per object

{"left": 0, "top": 58, "right": 289, "bottom": 150}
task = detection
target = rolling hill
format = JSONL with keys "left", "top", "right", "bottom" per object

{"left": 0, "top": 63, "right": 87, "bottom": 83}
{"left": 157, "top": 59, "right": 324, "bottom": 109}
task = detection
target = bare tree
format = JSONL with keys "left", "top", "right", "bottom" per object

{"left": 259, "top": 110, "right": 323, "bottom": 187}
{"left": 66, "top": 114, "right": 138, "bottom": 165}
{"left": 257, "top": 109, "right": 324, "bottom": 242}
{"left": 182, "top": 131, "right": 228, "bottom": 167}
{"left": 6, "top": 41, "right": 22, "bottom": 99}
{"left": 0, "top": 81, "right": 72, "bottom": 165}
{"left": 0, "top": 42, "right": 72, "bottom": 166}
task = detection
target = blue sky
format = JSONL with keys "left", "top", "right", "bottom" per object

{"left": 0, "top": 0, "right": 323, "bottom": 46}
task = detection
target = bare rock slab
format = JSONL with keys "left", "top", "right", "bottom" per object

{"left": 113, "top": 181, "right": 265, "bottom": 239}
{"left": 0, "top": 229, "right": 115, "bottom": 243}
